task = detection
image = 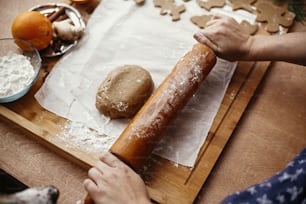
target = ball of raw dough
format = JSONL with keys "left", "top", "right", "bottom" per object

{"left": 96, "top": 65, "right": 154, "bottom": 119}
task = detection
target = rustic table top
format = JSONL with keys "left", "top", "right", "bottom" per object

{"left": 1, "top": 1, "right": 306, "bottom": 203}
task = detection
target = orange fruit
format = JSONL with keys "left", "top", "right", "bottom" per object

{"left": 11, "top": 11, "right": 53, "bottom": 51}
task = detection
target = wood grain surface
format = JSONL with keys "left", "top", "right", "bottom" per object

{"left": 0, "top": 4, "right": 271, "bottom": 201}
{"left": 0, "top": 1, "right": 306, "bottom": 204}
{"left": 196, "top": 20, "right": 306, "bottom": 203}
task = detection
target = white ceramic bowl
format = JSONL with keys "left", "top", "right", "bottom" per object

{"left": 0, "top": 38, "right": 42, "bottom": 103}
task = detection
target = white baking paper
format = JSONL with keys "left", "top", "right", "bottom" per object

{"left": 35, "top": 0, "right": 255, "bottom": 167}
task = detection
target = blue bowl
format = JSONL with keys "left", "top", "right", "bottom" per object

{"left": 0, "top": 38, "right": 42, "bottom": 103}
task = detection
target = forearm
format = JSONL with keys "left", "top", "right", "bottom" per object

{"left": 246, "top": 32, "right": 306, "bottom": 66}
{"left": 194, "top": 15, "right": 306, "bottom": 66}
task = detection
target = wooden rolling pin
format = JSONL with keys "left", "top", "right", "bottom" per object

{"left": 84, "top": 43, "right": 216, "bottom": 204}
{"left": 111, "top": 43, "right": 216, "bottom": 171}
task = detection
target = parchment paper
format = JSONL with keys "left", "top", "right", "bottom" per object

{"left": 35, "top": 0, "right": 255, "bottom": 167}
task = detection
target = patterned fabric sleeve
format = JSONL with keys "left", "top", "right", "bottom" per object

{"left": 221, "top": 148, "right": 306, "bottom": 204}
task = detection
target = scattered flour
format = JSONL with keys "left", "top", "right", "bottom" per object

{"left": 57, "top": 120, "right": 117, "bottom": 153}
{"left": 0, "top": 53, "right": 35, "bottom": 97}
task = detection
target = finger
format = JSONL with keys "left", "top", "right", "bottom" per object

{"left": 83, "top": 179, "right": 105, "bottom": 201}
{"left": 211, "top": 14, "right": 222, "bottom": 20}
{"left": 88, "top": 167, "right": 104, "bottom": 186}
{"left": 206, "top": 16, "right": 232, "bottom": 28}
{"left": 212, "top": 14, "right": 231, "bottom": 20}
{"left": 83, "top": 178, "right": 97, "bottom": 192}
{"left": 193, "top": 31, "right": 219, "bottom": 52}
{"left": 207, "top": 14, "right": 237, "bottom": 27}
{"left": 205, "top": 19, "right": 220, "bottom": 27}
{"left": 99, "top": 151, "right": 123, "bottom": 168}
{"left": 95, "top": 160, "right": 110, "bottom": 173}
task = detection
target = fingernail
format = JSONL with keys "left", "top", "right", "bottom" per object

{"left": 194, "top": 31, "right": 203, "bottom": 40}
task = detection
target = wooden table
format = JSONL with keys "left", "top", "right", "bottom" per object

{"left": 1, "top": 1, "right": 306, "bottom": 203}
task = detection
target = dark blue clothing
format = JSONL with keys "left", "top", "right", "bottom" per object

{"left": 221, "top": 148, "right": 306, "bottom": 204}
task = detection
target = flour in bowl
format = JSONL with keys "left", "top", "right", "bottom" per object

{"left": 0, "top": 53, "right": 34, "bottom": 97}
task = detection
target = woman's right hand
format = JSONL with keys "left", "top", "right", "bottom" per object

{"left": 193, "top": 15, "right": 253, "bottom": 62}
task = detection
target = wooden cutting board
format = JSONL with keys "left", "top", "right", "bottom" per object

{"left": 0, "top": 2, "right": 272, "bottom": 203}
{"left": 0, "top": 59, "right": 271, "bottom": 203}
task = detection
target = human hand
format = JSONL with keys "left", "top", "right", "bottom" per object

{"left": 193, "top": 15, "right": 253, "bottom": 61}
{"left": 83, "top": 152, "right": 151, "bottom": 204}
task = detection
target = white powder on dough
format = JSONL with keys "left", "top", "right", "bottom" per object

{"left": 57, "top": 121, "right": 117, "bottom": 153}
{"left": 0, "top": 53, "right": 35, "bottom": 97}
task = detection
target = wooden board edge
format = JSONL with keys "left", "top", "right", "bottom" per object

{"left": 137, "top": 61, "right": 270, "bottom": 204}
{"left": 188, "top": 61, "right": 271, "bottom": 203}
{"left": 0, "top": 105, "right": 97, "bottom": 170}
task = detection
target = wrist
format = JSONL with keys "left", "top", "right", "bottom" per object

{"left": 242, "top": 35, "right": 256, "bottom": 61}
